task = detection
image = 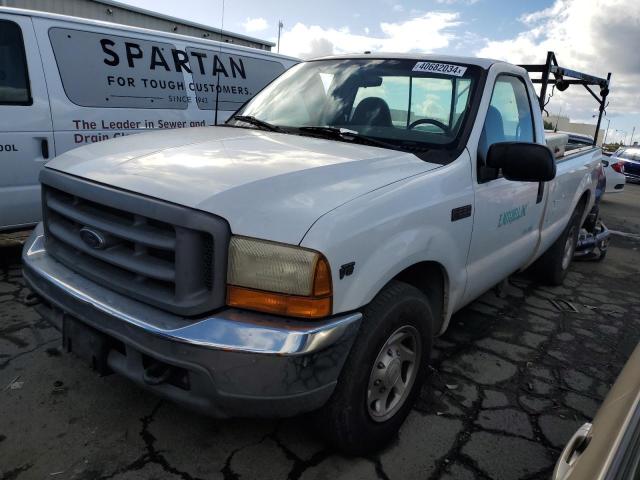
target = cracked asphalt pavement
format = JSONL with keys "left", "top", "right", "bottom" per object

{"left": 1, "top": 185, "right": 640, "bottom": 480}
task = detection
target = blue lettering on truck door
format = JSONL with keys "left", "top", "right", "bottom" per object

{"left": 497, "top": 204, "right": 528, "bottom": 227}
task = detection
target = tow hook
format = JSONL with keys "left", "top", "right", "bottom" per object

{"left": 143, "top": 361, "right": 174, "bottom": 386}
{"left": 24, "top": 292, "right": 41, "bottom": 307}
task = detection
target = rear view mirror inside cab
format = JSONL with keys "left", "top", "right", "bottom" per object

{"left": 487, "top": 142, "right": 556, "bottom": 182}
{"left": 359, "top": 75, "right": 383, "bottom": 88}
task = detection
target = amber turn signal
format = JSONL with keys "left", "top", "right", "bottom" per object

{"left": 227, "top": 286, "right": 332, "bottom": 318}
{"left": 312, "top": 257, "right": 332, "bottom": 297}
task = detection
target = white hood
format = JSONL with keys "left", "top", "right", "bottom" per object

{"left": 47, "top": 126, "right": 441, "bottom": 244}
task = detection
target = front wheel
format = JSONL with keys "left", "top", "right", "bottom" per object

{"left": 315, "top": 280, "right": 433, "bottom": 455}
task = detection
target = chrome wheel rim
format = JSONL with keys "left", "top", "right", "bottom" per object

{"left": 367, "top": 325, "right": 422, "bottom": 423}
{"left": 562, "top": 225, "right": 577, "bottom": 270}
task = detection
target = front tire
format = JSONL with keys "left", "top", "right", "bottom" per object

{"left": 315, "top": 280, "right": 433, "bottom": 455}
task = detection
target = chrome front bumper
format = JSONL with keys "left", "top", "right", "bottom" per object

{"left": 22, "top": 224, "right": 362, "bottom": 417}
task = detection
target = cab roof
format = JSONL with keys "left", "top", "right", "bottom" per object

{"left": 310, "top": 52, "right": 503, "bottom": 70}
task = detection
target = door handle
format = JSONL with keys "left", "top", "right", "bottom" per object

{"left": 41, "top": 139, "right": 49, "bottom": 159}
{"left": 536, "top": 182, "right": 544, "bottom": 203}
{"left": 552, "top": 422, "right": 592, "bottom": 480}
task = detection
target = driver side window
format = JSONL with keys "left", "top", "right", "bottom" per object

{"left": 478, "top": 75, "right": 535, "bottom": 179}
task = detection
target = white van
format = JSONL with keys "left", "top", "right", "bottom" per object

{"left": 0, "top": 6, "right": 298, "bottom": 231}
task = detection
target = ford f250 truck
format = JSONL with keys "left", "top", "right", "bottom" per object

{"left": 22, "top": 52, "right": 611, "bottom": 454}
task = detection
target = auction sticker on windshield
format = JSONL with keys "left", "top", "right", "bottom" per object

{"left": 412, "top": 62, "right": 467, "bottom": 77}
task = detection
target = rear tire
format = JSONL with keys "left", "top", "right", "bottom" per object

{"left": 533, "top": 204, "right": 584, "bottom": 285}
{"left": 315, "top": 280, "right": 433, "bottom": 455}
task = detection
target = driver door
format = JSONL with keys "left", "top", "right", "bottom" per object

{"left": 463, "top": 74, "right": 546, "bottom": 303}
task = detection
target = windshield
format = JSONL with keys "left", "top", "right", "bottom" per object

{"left": 228, "top": 59, "right": 481, "bottom": 153}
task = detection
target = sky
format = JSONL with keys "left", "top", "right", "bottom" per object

{"left": 119, "top": 0, "right": 639, "bottom": 144}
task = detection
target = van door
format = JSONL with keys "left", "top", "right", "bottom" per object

{"left": 0, "top": 14, "right": 53, "bottom": 230}
{"left": 463, "top": 73, "right": 546, "bottom": 303}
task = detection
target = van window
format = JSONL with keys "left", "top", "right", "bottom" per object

{"left": 0, "top": 21, "right": 31, "bottom": 105}
{"left": 49, "top": 28, "right": 187, "bottom": 109}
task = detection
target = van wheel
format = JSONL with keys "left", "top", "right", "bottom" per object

{"left": 315, "top": 280, "right": 433, "bottom": 455}
{"left": 533, "top": 205, "right": 583, "bottom": 286}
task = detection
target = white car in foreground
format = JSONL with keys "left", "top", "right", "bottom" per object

{"left": 23, "top": 53, "right": 607, "bottom": 453}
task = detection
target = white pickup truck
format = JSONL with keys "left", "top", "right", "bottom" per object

{"left": 22, "top": 52, "right": 609, "bottom": 454}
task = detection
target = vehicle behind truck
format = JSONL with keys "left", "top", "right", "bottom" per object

{"left": 22, "top": 51, "right": 611, "bottom": 453}
{"left": 0, "top": 6, "right": 298, "bottom": 232}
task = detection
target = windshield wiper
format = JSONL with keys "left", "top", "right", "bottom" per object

{"left": 297, "top": 126, "right": 402, "bottom": 150}
{"left": 230, "top": 115, "right": 284, "bottom": 132}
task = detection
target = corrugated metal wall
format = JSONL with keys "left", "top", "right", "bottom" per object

{"left": 3, "top": 0, "right": 271, "bottom": 50}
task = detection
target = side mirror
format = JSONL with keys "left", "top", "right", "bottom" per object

{"left": 487, "top": 142, "right": 556, "bottom": 182}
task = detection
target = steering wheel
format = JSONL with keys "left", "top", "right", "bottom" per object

{"left": 408, "top": 118, "right": 450, "bottom": 133}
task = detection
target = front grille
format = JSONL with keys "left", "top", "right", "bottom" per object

{"left": 41, "top": 169, "right": 230, "bottom": 316}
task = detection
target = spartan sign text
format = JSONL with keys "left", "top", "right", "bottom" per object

{"left": 100, "top": 39, "right": 247, "bottom": 79}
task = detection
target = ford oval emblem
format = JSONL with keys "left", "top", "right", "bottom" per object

{"left": 79, "top": 227, "right": 106, "bottom": 250}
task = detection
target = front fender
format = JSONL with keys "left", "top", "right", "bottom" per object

{"left": 335, "top": 224, "right": 460, "bottom": 333}
{"left": 300, "top": 155, "right": 475, "bottom": 334}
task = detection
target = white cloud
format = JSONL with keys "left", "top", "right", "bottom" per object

{"left": 242, "top": 17, "right": 268, "bottom": 33}
{"left": 278, "top": 12, "right": 462, "bottom": 59}
{"left": 435, "top": 0, "right": 479, "bottom": 5}
{"left": 393, "top": 4, "right": 404, "bottom": 12}
{"left": 475, "top": 0, "right": 640, "bottom": 126}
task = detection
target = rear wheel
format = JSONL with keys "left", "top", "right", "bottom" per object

{"left": 533, "top": 204, "right": 584, "bottom": 285}
{"left": 315, "top": 280, "right": 433, "bottom": 455}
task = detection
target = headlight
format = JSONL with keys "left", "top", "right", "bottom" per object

{"left": 226, "top": 236, "right": 332, "bottom": 319}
